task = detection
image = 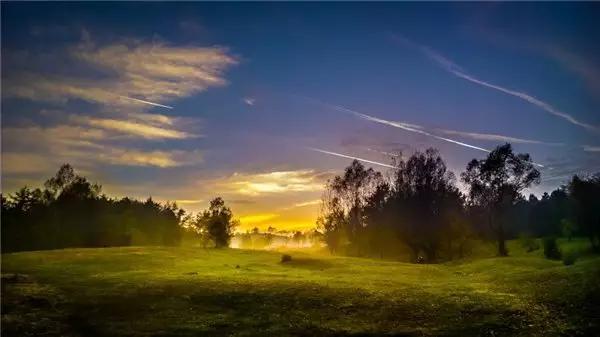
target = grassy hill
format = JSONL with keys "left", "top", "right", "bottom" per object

{"left": 2, "top": 239, "right": 599, "bottom": 336}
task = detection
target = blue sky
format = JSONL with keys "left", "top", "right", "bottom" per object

{"left": 2, "top": 3, "right": 599, "bottom": 230}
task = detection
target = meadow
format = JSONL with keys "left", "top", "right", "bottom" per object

{"left": 2, "top": 239, "right": 599, "bottom": 337}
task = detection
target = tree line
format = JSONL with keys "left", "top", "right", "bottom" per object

{"left": 1, "top": 164, "right": 238, "bottom": 253}
{"left": 317, "top": 144, "right": 600, "bottom": 262}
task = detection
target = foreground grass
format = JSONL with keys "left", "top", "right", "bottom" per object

{"left": 2, "top": 240, "right": 599, "bottom": 336}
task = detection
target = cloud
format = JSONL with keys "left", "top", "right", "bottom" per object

{"left": 93, "top": 148, "right": 202, "bottom": 168}
{"left": 174, "top": 199, "right": 204, "bottom": 205}
{"left": 308, "top": 148, "right": 396, "bottom": 169}
{"left": 2, "top": 123, "right": 203, "bottom": 170}
{"left": 1, "top": 153, "right": 56, "bottom": 174}
{"left": 435, "top": 128, "right": 563, "bottom": 146}
{"left": 583, "top": 145, "right": 600, "bottom": 152}
{"left": 4, "top": 37, "right": 237, "bottom": 109}
{"left": 292, "top": 199, "right": 321, "bottom": 208}
{"left": 243, "top": 97, "right": 256, "bottom": 106}
{"left": 73, "top": 116, "right": 196, "bottom": 140}
{"left": 547, "top": 46, "right": 600, "bottom": 97}
{"left": 217, "top": 170, "right": 327, "bottom": 196}
{"left": 278, "top": 199, "right": 322, "bottom": 211}
{"left": 393, "top": 36, "right": 598, "bottom": 132}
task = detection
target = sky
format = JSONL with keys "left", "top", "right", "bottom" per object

{"left": 2, "top": 3, "right": 599, "bottom": 231}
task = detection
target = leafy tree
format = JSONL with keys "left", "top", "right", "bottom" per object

{"left": 461, "top": 144, "right": 540, "bottom": 256}
{"left": 193, "top": 197, "right": 238, "bottom": 248}
{"left": 330, "top": 160, "right": 381, "bottom": 246}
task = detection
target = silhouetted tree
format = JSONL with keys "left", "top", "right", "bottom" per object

{"left": 388, "top": 148, "right": 464, "bottom": 262}
{"left": 193, "top": 197, "right": 238, "bottom": 248}
{"left": 324, "top": 160, "right": 382, "bottom": 253}
{"left": 461, "top": 144, "right": 540, "bottom": 256}
{"left": 317, "top": 194, "right": 348, "bottom": 254}
{"left": 568, "top": 174, "right": 600, "bottom": 251}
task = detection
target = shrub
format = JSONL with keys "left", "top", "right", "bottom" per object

{"left": 281, "top": 254, "right": 292, "bottom": 263}
{"left": 518, "top": 234, "right": 540, "bottom": 252}
{"left": 543, "top": 237, "right": 561, "bottom": 260}
{"left": 562, "top": 250, "right": 578, "bottom": 266}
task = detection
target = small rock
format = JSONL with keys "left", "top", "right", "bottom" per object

{"left": 235, "top": 265, "right": 240, "bottom": 269}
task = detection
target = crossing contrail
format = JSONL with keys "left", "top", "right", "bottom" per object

{"left": 306, "top": 98, "right": 545, "bottom": 167}
{"left": 308, "top": 148, "right": 396, "bottom": 169}
{"left": 119, "top": 95, "right": 174, "bottom": 109}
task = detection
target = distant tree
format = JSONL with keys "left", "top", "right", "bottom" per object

{"left": 461, "top": 144, "right": 540, "bottom": 256}
{"left": 568, "top": 174, "right": 600, "bottom": 251}
{"left": 193, "top": 197, "right": 238, "bottom": 248}
{"left": 292, "top": 231, "right": 304, "bottom": 247}
{"left": 317, "top": 195, "right": 348, "bottom": 254}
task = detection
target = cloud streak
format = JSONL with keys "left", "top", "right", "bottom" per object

{"left": 395, "top": 36, "right": 598, "bottom": 132}
{"left": 308, "top": 148, "right": 396, "bottom": 169}
{"left": 435, "top": 128, "right": 562, "bottom": 146}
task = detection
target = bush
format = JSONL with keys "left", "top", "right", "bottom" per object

{"left": 562, "top": 250, "right": 578, "bottom": 266}
{"left": 281, "top": 254, "right": 292, "bottom": 263}
{"left": 543, "top": 237, "right": 562, "bottom": 260}
{"left": 518, "top": 234, "right": 540, "bottom": 252}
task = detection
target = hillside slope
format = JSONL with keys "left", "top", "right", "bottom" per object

{"left": 2, "top": 244, "right": 599, "bottom": 336}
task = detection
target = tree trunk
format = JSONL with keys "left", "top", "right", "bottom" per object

{"left": 497, "top": 225, "right": 508, "bottom": 257}
{"left": 490, "top": 209, "right": 508, "bottom": 257}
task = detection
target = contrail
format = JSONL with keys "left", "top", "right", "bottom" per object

{"left": 396, "top": 37, "right": 598, "bottom": 132}
{"left": 320, "top": 100, "right": 490, "bottom": 153}
{"left": 308, "top": 98, "right": 545, "bottom": 168}
{"left": 308, "top": 148, "right": 396, "bottom": 169}
{"left": 119, "top": 95, "right": 174, "bottom": 109}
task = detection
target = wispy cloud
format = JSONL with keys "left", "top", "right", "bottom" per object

{"left": 74, "top": 116, "right": 196, "bottom": 140}
{"left": 583, "top": 145, "right": 600, "bottom": 152}
{"left": 547, "top": 46, "right": 600, "bottom": 98}
{"left": 4, "top": 36, "right": 237, "bottom": 110}
{"left": 216, "top": 170, "right": 327, "bottom": 196}
{"left": 435, "top": 128, "right": 563, "bottom": 146}
{"left": 243, "top": 97, "right": 256, "bottom": 106}
{"left": 308, "top": 148, "right": 396, "bottom": 169}
{"left": 393, "top": 36, "right": 598, "bottom": 132}
{"left": 2, "top": 122, "right": 203, "bottom": 171}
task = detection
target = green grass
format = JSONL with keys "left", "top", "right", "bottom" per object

{"left": 2, "top": 239, "right": 599, "bottom": 336}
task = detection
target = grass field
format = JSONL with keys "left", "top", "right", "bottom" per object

{"left": 2, "top": 239, "right": 599, "bottom": 336}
